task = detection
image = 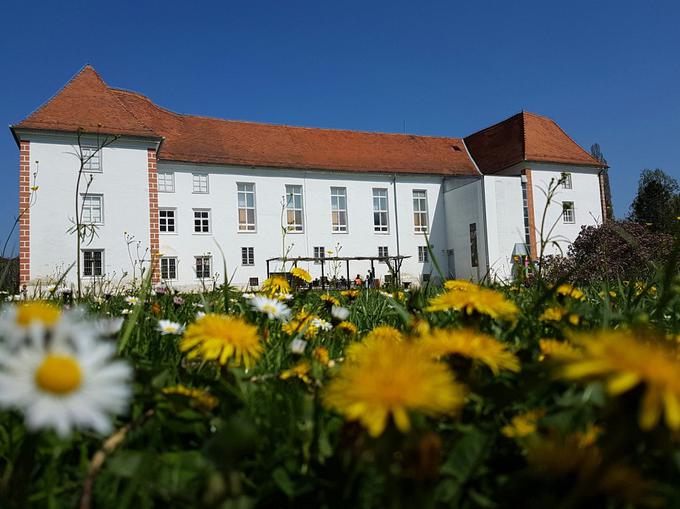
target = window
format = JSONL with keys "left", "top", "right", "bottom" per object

{"left": 418, "top": 246, "right": 429, "bottom": 263}
{"left": 160, "top": 257, "right": 177, "bottom": 280}
{"left": 249, "top": 277, "right": 259, "bottom": 287}
{"left": 81, "top": 194, "right": 103, "bottom": 224}
{"left": 562, "top": 201, "right": 575, "bottom": 223}
{"left": 241, "top": 247, "right": 254, "bottom": 266}
{"left": 195, "top": 256, "right": 211, "bottom": 279}
{"left": 412, "top": 190, "right": 429, "bottom": 232}
{"left": 469, "top": 223, "right": 479, "bottom": 268}
{"left": 158, "top": 171, "right": 175, "bottom": 193}
{"left": 159, "top": 208, "right": 176, "bottom": 233}
{"left": 82, "top": 249, "right": 103, "bottom": 277}
{"left": 330, "top": 187, "right": 348, "bottom": 232}
{"left": 285, "top": 185, "right": 304, "bottom": 232}
{"left": 237, "top": 183, "right": 256, "bottom": 231}
{"left": 313, "top": 246, "right": 325, "bottom": 264}
{"left": 193, "top": 209, "right": 210, "bottom": 233}
{"left": 521, "top": 180, "right": 531, "bottom": 246}
{"left": 378, "top": 246, "right": 389, "bottom": 263}
{"left": 192, "top": 173, "right": 209, "bottom": 193}
{"left": 82, "top": 146, "right": 102, "bottom": 172}
{"left": 561, "top": 172, "right": 573, "bottom": 189}
{"left": 373, "top": 188, "right": 389, "bottom": 233}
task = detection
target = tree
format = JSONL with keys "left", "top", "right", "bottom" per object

{"left": 590, "top": 143, "right": 614, "bottom": 220}
{"left": 629, "top": 168, "right": 680, "bottom": 234}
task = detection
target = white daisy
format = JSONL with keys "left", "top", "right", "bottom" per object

{"left": 250, "top": 295, "right": 291, "bottom": 321}
{"left": 279, "top": 293, "right": 294, "bottom": 301}
{"left": 311, "top": 318, "right": 332, "bottom": 331}
{"left": 0, "top": 322, "right": 132, "bottom": 437}
{"left": 121, "top": 309, "right": 133, "bottom": 315}
{"left": 124, "top": 296, "right": 140, "bottom": 306}
{"left": 290, "top": 338, "right": 308, "bottom": 354}
{"left": 331, "top": 305, "right": 350, "bottom": 321}
{"left": 157, "top": 320, "right": 185, "bottom": 335}
{"left": 0, "top": 301, "right": 64, "bottom": 348}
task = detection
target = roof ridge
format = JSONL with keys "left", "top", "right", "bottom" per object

{"left": 531, "top": 114, "right": 604, "bottom": 167}
{"left": 110, "top": 87, "right": 463, "bottom": 142}
{"left": 105, "top": 86, "right": 157, "bottom": 135}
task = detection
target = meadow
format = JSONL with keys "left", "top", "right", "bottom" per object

{"left": 0, "top": 259, "right": 679, "bottom": 508}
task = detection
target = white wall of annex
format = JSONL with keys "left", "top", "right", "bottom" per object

{"left": 26, "top": 134, "right": 152, "bottom": 287}
{"left": 157, "top": 163, "right": 449, "bottom": 288}
{"left": 483, "top": 175, "right": 525, "bottom": 281}
{"left": 443, "top": 178, "right": 487, "bottom": 282}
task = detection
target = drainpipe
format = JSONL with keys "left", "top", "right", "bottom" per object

{"left": 392, "top": 174, "right": 401, "bottom": 284}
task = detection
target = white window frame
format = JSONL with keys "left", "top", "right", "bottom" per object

{"left": 313, "top": 246, "right": 325, "bottom": 264}
{"left": 241, "top": 247, "right": 255, "bottom": 266}
{"left": 82, "top": 249, "right": 104, "bottom": 277}
{"left": 158, "top": 171, "right": 175, "bottom": 193}
{"left": 378, "top": 246, "right": 389, "bottom": 263}
{"left": 418, "top": 246, "right": 429, "bottom": 263}
{"left": 193, "top": 208, "right": 211, "bottom": 234}
{"left": 82, "top": 145, "right": 102, "bottom": 173}
{"left": 561, "top": 172, "right": 573, "bottom": 189}
{"left": 373, "top": 188, "right": 389, "bottom": 233}
{"left": 562, "top": 201, "right": 575, "bottom": 224}
{"left": 159, "top": 208, "right": 177, "bottom": 233}
{"left": 160, "top": 257, "right": 178, "bottom": 280}
{"left": 285, "top": 184, "right": 304, "bottom": 232}
{"left": 192, "top": 173, "right": 209, "bottom": 194}
{"left": 237, "top": 183, "right": 257, "bottom": 232}
{"left": 81, "top": 194, "right": 104, "bottom": 225}
{"left": 330, "top": 187, "right": 348, "bottom": 233}
{"left": 195, "top": 255, "right": 212, "bottom": 279}
{"left": 412, "top": 190, "right": 429, "bottom": 233}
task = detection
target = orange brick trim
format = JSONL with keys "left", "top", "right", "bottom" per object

{"left": 598, "top": 171, "right": 608, "bottom": 222}
{"left": 147, "top": 148, "right": 160, "bottom": 283}
{"left": 523, "top": 168, "right": 538, "bottom": 259}
{"left": 19, "top": 141, "right": 31, "bottom": 286}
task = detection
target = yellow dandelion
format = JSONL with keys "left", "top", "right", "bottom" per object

{"left": 556, "top": 284, "right": 585, "bottom": 301}
{"left": 340, "top": 289, "right": 360, "bottom": 299}
{"left": 324, "top": 339, "right": 465, "bottom": 437}
{"left": 15, "top": 301, "right": 61, "bottom": 327}
{"left": 280, "top": 361, "right": 311, "bottom": 384}
{"left": 162, "top": 385, "right": 218, "bottom": 411}
{"left": 313, "top": 346, "right": 330, "bottom": 366}
{"left": 261, "top": 275, "right": 290, "bottom": 296}
{"left": 501, "top": 409, "right": 545, "bottom": 438}
{"left": 426, "top": 287, "right": 519, "bottom": 321}
{"left": 559, "top": 330, "right": 680, "bottom": 430}
{"left": 179, "top": 314, "right": 262, "bottom": 369}
{"left": 282, "top": 309, "right": 319, "bottom": 338}
{"left": 290, "top": 267, "right": 312, "bottom": 283}
{"left": 540, "top": 307, "right": 567, "bottom": 322}
{"left": 418, "top": 328, "right": 520, "bottom": 375}
{"left": 538, "top": 339, "right": 582, "bottom": 361}
{"left": 568, "top": 313, "right": 581, "bottom": 326}
{"left": 337, "top": 321, "right": 358, "bottom": 335}
{"left": 320, "top": 294, "right": 341, "bottom": 306}
{"left": 443, "top": 279, "right": 478, "bottom": 292}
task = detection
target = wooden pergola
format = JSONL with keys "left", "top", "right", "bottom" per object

{"left": 265, "top": 255, "right": 410, "bottom": 290}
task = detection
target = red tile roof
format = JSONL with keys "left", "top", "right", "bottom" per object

{"left": 464, "top": 111, "right": 605, "bottom": 173}
{"left": 12, "top": 66, "right": 603, "bottom": 175}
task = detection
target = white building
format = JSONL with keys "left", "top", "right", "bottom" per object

{"left": 10, "top": 66, "right": 608, "bottom": 290}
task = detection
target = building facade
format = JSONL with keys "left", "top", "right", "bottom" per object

{"left": 11, "top": 66, "right": 608, "bottom": 290}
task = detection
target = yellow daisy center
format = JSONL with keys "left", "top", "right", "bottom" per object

{"left": 262, "top": 304, "right": 278, "bottom": 315}
{"left": 16, "top": 302, "right": 61, "bottom": 327}
{"left": 35, "top": 354, "right": 82, "bottom": 395}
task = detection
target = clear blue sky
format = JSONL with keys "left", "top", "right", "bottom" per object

{"left": 1, "top": 0, "right": 678, "bottom": 256}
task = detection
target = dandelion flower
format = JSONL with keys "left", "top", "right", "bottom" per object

{"left": 162, "top": 385, "right": 218, "bottom": 411}
{"left": 556, "top": 284, "right": 585, "bottom": 301}
{"left": 559, "top": 331, "right": 680, "bottom": 430}
{"left": 280, "top": 361, "right": 311, "bottom": 384}
{"left": 540, "top": 307, "right": 567, "bottom": 322}
{"left": 321, "top": 294, "right": 341, "bottom": 307}
{"left": 283, "top": 310, "right": 320, "bottom": 338}
{"left": 290, "top": 267, "right": 312, "bottom": 283}
{"left": 426, "top": 287, "right": 519, "bottom": 321}
{"left": 261, "top": 276, "right": 290, "bottom": 297}
{"left": 336, "top": 321, "right": 358, "bottom": 335}
{"left": 538, "top": 339, "right": 582, "bottom": 361}
{"left": 324, "top": 339, "right": 465, "bottom": 437}
{"left": 501, "top": 409, "right": 545, "bottom": 438}
{"left": 157, "top": 320, "right": 185, "bottom": 335}
{"left": 418, "top": 328, "right": 520, "bottom": 375}
{"left": 179, "top": 314, "right": 262, "bottom": 369}
{"left": 443, "top": 279, "right": 479, "bottom": 292}
{"left": 0, "top": 325, "right": 132, "bottom": 437}
{"left": 340, "top": 289, "right": 360, "bottom": 300}
{"left": 249, "top": 295, "right": 291, "bottom": 321}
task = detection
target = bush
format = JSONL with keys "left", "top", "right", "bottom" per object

{"left": 542, "top": 220, "right": 674, "bottom": 285}
{"left": 0, "top": 257, "right": 18, "bottom": 294}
